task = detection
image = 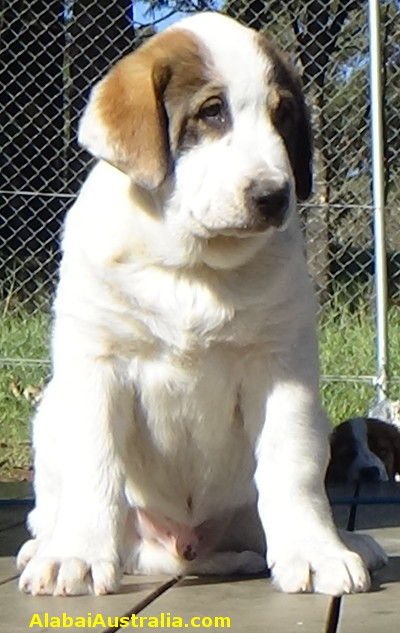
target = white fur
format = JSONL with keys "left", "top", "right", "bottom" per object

{"left": 17, "top": 12, "right": 386, "bottom": 597}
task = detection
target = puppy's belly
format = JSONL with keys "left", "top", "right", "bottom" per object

{"left": 124, "top": 428, "right": 256, "bottom": 529}
{"left": 123, "top": 352, "right": 262, "bottom": 524}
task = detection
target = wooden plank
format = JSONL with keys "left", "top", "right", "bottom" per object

{"left": 140, "top": 575, "right": 331, "bottom": 633}
{"left": 0, "top": 571, "right": 175, "bottom": 633}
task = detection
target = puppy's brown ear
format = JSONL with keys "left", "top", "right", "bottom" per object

{"left": 78, "top": 49, "right": 170, "bottom": 190}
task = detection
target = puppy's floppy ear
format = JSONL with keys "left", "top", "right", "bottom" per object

{"left": 293, "top": 94, "right": 313, "bottom": 201}
{"left": 266, "top": 41, "right": 313, "bottom": 201}
{"left": 78, "top": 45, "right": 171, "bottom": 190}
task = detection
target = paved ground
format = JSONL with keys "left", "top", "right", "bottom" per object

{"left": 0, "top": 481, "right": 399, "bottom": 632}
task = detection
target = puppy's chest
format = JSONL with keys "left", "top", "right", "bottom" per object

{"left": 107, "top": 265, "right": 271, "bottom": 354}
{"left": 110, "top": 270, "right": 269, "bottom": 517}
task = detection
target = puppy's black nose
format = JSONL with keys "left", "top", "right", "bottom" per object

{"left": 246, "top": 181, "right": 290, "bottom": 228}
{"left": 359, "top": 466, "right": 381, "bottom": 482}
{"left": 183, "top": 544, "right": 197, "bottom": 561}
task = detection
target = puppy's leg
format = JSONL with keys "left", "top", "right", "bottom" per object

{"left": 255, "top": 326, "right": 385, "bottom": 595}
{"left": 17, "top": 389, "right": 60, "bottom": 570}
{"left": 18, "top": 356, "right": 131, "bottom": 596}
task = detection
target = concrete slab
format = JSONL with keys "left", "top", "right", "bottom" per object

{"left": 140, "top": 575, "right": 331, "bottom": 633}
{"left": 0, "top": 569, "right": 175, "bottom": 633}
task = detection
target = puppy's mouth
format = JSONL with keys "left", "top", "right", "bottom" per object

{"left": 189, "top": 182, "right": 292, "bottom": 239}
{"left": 190, "top": 212, "right": 291, "bottom": 240}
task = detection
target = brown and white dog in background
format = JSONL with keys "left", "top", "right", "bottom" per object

{"left": 327, "top": 417, "right": 400, "bottom": 484}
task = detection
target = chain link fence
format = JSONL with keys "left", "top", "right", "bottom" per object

{"left": 1, "top": 0, "right": 400, "bottom": 479}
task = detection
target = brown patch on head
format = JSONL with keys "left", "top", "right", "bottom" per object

{"left": 258, "top": 35, "right": 313, "bottom": 201}
{"left": 367, "top": 418, "right": 400, "bottom": 480}
{"left": 78, "top": 28, "right": 213, "bottom": 189}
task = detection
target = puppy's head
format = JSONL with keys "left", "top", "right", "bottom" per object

{"left": 79, "top": 12, "right": 312, "bottom": 239}
{"left": 327, "top": 417, "right": 400, "bottom": 484}
{"left": 367, "top": 418, "right": 400, "bottom": 481}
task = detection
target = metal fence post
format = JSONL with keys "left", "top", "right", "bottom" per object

{"left": 368, "top": 0, "right": 389, "bottom": 402}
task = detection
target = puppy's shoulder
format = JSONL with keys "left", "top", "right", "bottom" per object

{"left": 62, "top": 161, "right": 140, "bottom": 263}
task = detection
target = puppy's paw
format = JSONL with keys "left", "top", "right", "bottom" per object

{"left": 19, "top": 555, "right": 121, "bottom": 596}
{"left": 338, "top": 530, "right": 388, "bottom": 571}
{"left": 269, "top": 547, "right": 370, "bottom": 595}
{"left": 16, "top": 539, "right": 39, "bottom": 571}
{"left": 19, "top": 556, "right": 59, "bottom": 595}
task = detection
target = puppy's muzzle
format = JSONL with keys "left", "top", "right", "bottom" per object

{"left": 246, "top": 181, "right": 290, "bottom": 229}
{"left": 359, "top": 465, "right": 385, "bottom": 483}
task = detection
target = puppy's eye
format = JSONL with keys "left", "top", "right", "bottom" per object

{"left": 197, "top": 98, "right": 226, "bottom": 127}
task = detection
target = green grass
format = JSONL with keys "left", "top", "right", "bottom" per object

{"left": 0, "top": 311, "right": 50, "bottom": 480}
{"left": 319, "top": 305, "right": 400, "bottom": 421}
{"left": 1, "top": 303, "right": 400, "bottom": 480}
{"left": 319, "top": 305, "right": 375, "bottom": 422}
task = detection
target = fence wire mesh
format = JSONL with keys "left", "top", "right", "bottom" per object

{"left": 1, "top": 0, "right": 400, "bottom": 478}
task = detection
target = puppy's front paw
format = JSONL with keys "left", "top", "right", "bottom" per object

{"left": 19, "top": 555, "right": 121, "bottom": 596}
{"left": 269, "top": 546, "right": 370, "bottom": 595}
{"left": 16, "top": 538, "right": 39, "bottom": 571}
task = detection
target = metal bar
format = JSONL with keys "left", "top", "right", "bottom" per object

{"left": 368, "top": 0, "right": 388, "bottom": 401}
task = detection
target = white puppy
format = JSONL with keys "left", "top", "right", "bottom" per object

{"left": 17, "top": 12, "right": 386, "bottom": 596}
